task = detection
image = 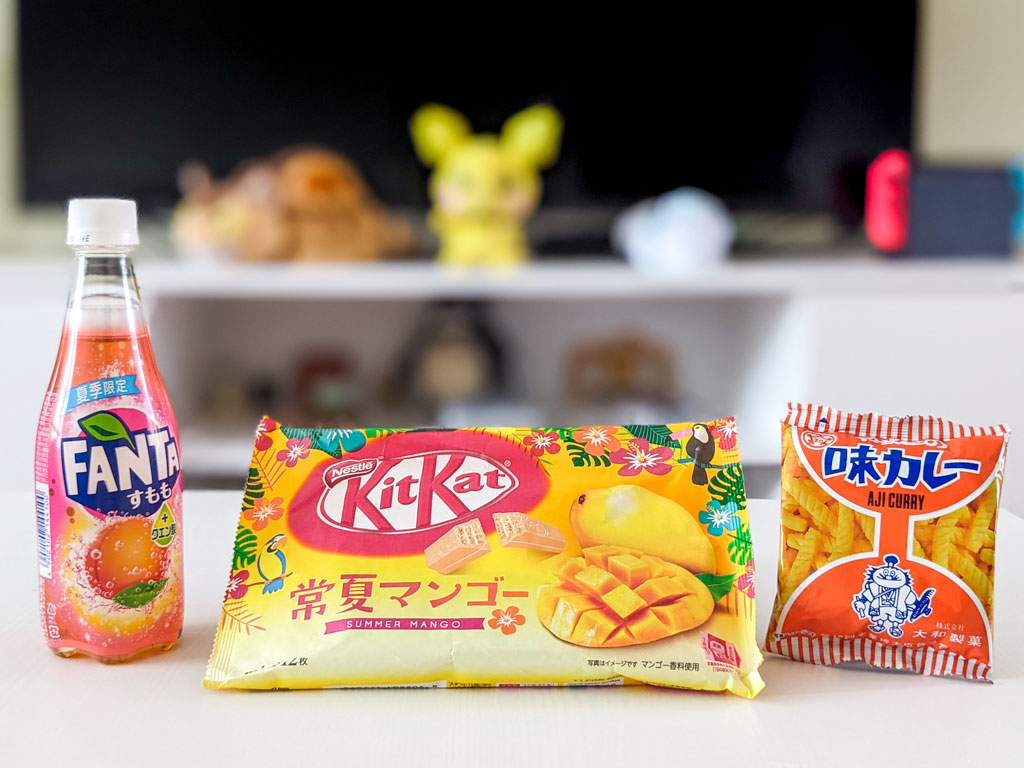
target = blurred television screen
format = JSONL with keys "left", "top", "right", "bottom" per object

{"left": 19, "top": 4, "right": 915, "bottom": 235}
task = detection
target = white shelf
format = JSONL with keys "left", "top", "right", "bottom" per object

{"left": 137, "top": 256, "right": 1020, "bottom": 301}
{"left": 3, "top": 255, "right": 1020, "bottom": 302}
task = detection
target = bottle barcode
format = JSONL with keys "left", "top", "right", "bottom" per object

{"left": 35, "top": 482, "right": 52, "bottom": 579}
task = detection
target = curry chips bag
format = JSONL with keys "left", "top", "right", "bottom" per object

{"left": 205, "top": 418, "right": 764, "bottom": 697}
{"left": 766, "top": 403, "right": 1008, "bottom": 681}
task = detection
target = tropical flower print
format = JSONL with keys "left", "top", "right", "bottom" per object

{"left": 245, "top": 496, "right": 285, "bottom": 531}
{"left": 712, "top": 418, "right": 738, "bottom": 451}
{"left": 226, "top": 569, "right": 250, "bottom": 599}
{"left": 254, "top": 416, "right": 278, "bottom": 451}
{"left": 699, "top": 500, "right": 740, "bottom": 536}
{"left": 313, "top": 428, "right": 367, "bottom": 456}
{"left": 524, "top": 430, "right": 561, "bottom": 458}
{"left": 488, "top": 606, "right": 526, "bottom": 635}
{"left": 609, "top": 438, "right": 673, "bottom": 476}
{"left": 736, "top": 560, "right": 755, "bottom": 598}
{"left": 339, "top": 429, "right": 367, "bottom": 452}
{"left": 277, "top": 437, "right": 312, "bottom": 467}
{"left": 571, "top": 426, "right": 621, "bottom": 456}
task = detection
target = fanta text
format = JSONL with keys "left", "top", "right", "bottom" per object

{"left": 62, "top": 427, "right": 179, "bottom": 495}
{"left": 61, "top": 426, "right": 180, "bottom": 516}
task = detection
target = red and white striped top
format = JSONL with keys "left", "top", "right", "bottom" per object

{"left": 784, "top": 403, "right": 1009, "bottom": 441}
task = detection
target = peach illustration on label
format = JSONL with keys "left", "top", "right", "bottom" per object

{"left": 84, "top": 516, "right": 170, "bottom": 606}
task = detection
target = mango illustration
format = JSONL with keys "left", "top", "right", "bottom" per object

{"left": 537, "top": 546, "right": 714, "bottom": 647}
{"left": 570, "top": 485, "right": 715, "bottom": 575}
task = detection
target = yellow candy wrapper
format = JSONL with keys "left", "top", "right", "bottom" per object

{"left": 204, "top": 417, "right": 764, "bottom": 696}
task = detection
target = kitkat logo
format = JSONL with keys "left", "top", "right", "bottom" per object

{"left": 290, "top": 431, "right": 549, "bottom": 555}
{"left": 318, "top": 452, "right": 518, "bottom": 532}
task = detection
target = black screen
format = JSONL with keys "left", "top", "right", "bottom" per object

{"left": 19, "top": 4, "right": 916, "bottom": 217}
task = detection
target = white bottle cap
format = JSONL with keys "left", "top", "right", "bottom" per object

{"left": 66, "top": 198, "right": 139, "bottom": 246}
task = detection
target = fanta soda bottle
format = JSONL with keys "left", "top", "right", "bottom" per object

{"left": 34, "top": 199, "right": 183, "bottom": 661}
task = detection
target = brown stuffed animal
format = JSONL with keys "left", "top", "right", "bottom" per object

{"left": 276, "top": 149, "right": 411, "bottom": 261}
{"left": 171, "top": 147, "right": 411, "bottom": 262}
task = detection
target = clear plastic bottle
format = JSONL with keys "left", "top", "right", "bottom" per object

{"left": 34, "top": 199, "right": 183, "bottom": 662}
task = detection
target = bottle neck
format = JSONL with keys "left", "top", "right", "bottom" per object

{"left": 67, "top": 247, "right": 148, "bottom": 336}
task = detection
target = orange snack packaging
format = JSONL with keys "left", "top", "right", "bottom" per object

{"left": 205, "top": 418, "right": 764, "bottom": 696}
{"left": 766, "top": 403, "right": 1008, "bottom": 680}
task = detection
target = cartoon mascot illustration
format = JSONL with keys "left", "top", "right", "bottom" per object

{"left": 853, "top": 555, "right": 934, "bottom": 638}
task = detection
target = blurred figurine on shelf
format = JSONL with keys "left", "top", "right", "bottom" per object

{"left": 294, "top": 350, "right": 362, "bottom": 423}
{"left": 566, "top": 334, "right": 676, "bottom": 406}
{"left": 385, "top": 302, "right": 505, "bottom": 418}
{"left": 173, "top": 160, "right": 291, "bottom": 261}
{"left": 202, "top": 368, "right": 280, "bottom": 427}
{"left": 613, "top": 187, "right": 734, "bottom": 275}
{"left": 278, "top": 149, "right": 411, "bottom": 261}
{"left": 410, "top": 103, "right": 563, "bottom": 267}
{"left": 564, "top": 334, "right": 683, "bottom": 426}
{"left": 171, "top": 147, "right": 412, "bottom": 262}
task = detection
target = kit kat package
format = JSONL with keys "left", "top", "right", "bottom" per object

{"left": 205, "top": 418, "right": 763, "bottom": 696}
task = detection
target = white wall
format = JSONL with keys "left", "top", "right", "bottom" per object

{"left": 917, "top": 0, "right": 1024, "bottom": 164}
{"left": 0, "top": 263, "right": 68, "bottom": 493}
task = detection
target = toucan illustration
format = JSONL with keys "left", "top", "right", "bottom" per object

{"left": 256, "top": 534, "right": 288, "bottom": 594}
{"left": 685, "top": 424, "right": 716, "bottom": 485}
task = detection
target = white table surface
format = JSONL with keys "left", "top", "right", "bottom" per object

{"left": 2, "top": 491, "right": 1021, "bottom": 767}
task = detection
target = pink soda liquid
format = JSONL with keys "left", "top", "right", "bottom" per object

{"left": 35, "top": 326, "right": 184, "bottom": 662}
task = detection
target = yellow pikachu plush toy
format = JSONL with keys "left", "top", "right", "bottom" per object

{"left": 410, "top": 103, "right": 563, "bottom": 266}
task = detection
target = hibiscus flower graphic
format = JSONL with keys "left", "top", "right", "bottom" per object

{"left": 254, "top": 416, "right": 279, "bottom": 451}
{"left": 244, "top": 496, "right": 285, "bottom": 531}
{"left": 488, "top": 606, "right": 526, "bottom": 635}
{"left": 226, "top": 569, "right": 250, "bottom": 599}
{"left": 712, "top": 418, "right": 738, "bottom": 451}
{"left": 736, "top": 560, "right": 755, "bottom": 598}
{"left": 699, "top": 499, "right": 740, "bottom": 536}
{"left": 571, "top": 426, "right": 621, "bottom": 456}
{"left": 277, "top": 437, "right": 312, "bottom": 467}
{"left": 523, "top": 430, "right": 561, "bottom": 458}
{"left": 609, "top": 438, "right": 673, "bottom": 476}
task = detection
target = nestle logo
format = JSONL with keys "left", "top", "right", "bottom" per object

{"left": 324, "top": 459, "right": 378, "bottom": 486}
{"left": 317, "top": 450, "right": 519, "bottom": 534}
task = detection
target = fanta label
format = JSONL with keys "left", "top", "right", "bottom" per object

{"left": 36, "top": 357, "right": 183, "bottom": 659}
{"left": 61, "top": 410, "right": 180, "bottom": 516}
